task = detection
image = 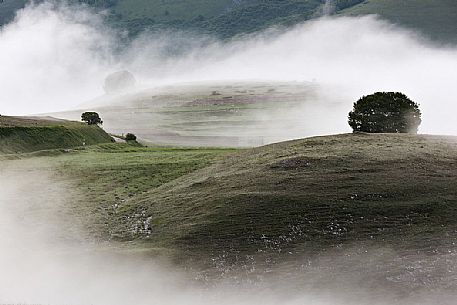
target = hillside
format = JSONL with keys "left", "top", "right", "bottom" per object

{"left": 0, "top": 115, "right": 113, "bottom": 154}
{"left": 51, "top": 82, "right": 335, "bottom": 148}
{"left": 1, "top": 0, "right": 363, "bottom": 38}
{"left": 106, "top": 0, "right": 328, "bottom": 37}
{"left": 0, "top": 0, "right": 27, "bottom": 25}
{"left": 89, "top": 0, "right": 365, "bottom": 37}
{"left": 39, "top": 133, "right": 457, "bottom": 294}
{"left": 102, "top": 133, "right": 457, "bottom": 251}
{"left": 2, "top": 0, "right": 456, "bottom": 43}
{"left": 341, "top": 0, "right": 457, "bottom": 44}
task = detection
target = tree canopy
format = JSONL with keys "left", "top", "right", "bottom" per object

{"left": 81, "top": 112, "right": 103, "bottom": 126}
{"left": 348, "top": 92, "right": 421, "bottom": 134}
{"left": 125, "top": 133, "right": 137, "bottom": 141}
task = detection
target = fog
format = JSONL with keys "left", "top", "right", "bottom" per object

{"left": 3, "top": 3, "right": 457, "bottom": 304}
{"left": 1, "top": 2, "right": 457, "bottom": 135}
{"left": 0, "top": 165, "right": 374, "bottom": 305}
{"left": 2, "top": 162, "right": 457, "bottom": 305}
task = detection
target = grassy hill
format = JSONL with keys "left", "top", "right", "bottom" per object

{"left": 0, "top": 115, "right": 113, "bottom": 154}
{"left": 37, "top": 133, "right": 457, "bottom": 291}
{"left": 341, "top": 0, "right": 457, "bottom": 44}
{"left": 3, "top": 131, "right": 457, "bottom": 294}
{"left": 100, "top": 133, "right": 457, "bottom": 252}
{"left": 51, "top": 82, "right": 331, "bottom": 148}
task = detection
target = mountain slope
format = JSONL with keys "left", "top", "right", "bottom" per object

{"left": 107, "top": 0, "right": 327, "bottom": 37}
{"left": 2, "top": 0, "right": 455, "bottom": 43}
{"left": 341, "top": 0, "right": 457, "bottom": 44}
{"left": 0, "top": 0, "right": 27, "bottom": 25}
{"left": 1, "top": 0, "right": 364, "bottom": 37}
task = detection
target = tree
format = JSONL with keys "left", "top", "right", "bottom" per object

{"left": 125, "top": 133, "right": 137, "bottom": 141}
{"left": 103, "top": 70, "right": 136, "bottom": 94}
{"left": 348, "top": 92, "right": 421, "bottom": 134}
{"left": 81, "top": 112, "right": 103, "bottom": 125}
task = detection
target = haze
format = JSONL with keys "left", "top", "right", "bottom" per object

{"left": 0, "top": 2, "right": 457, "bottom": 135}
{"left": 1, "top": 162, "right": 455, "bottom": 305}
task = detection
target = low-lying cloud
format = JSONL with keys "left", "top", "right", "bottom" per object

{"left": 1, "top": 162, "right": 457, "bottom": 305}
{"left": 1, "top": 1, "right": 457, "bottom": 136}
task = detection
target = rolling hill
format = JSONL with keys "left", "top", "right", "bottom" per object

{"left": 50, "top": 81, "right": 344, "bottom": 148}
{"left": 29, "top": 132, "right": 457, "bottom": 296}
{"left": 0, "top": 115, "right": 113, "bottom": 154}
{"left": 2, "top": 114, "right": 457, "bottom": 296}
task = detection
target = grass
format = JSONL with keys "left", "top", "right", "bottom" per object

{"left": 3, "top": 131, "right": 457, "bottom": 294}
{"left": 50, "top": 82, "right": 316, "bottom": 148}
{"left": 35, "top": 134, "right": 457, "bottom": 263}
{"left": 51, "top": 144, "right": 236, "bottom": 241}
{"left": 0, "top": 115, "right": 113, "bottom": 154}
{"left": 341, "top": 0, "right": 457, "bottom": 44}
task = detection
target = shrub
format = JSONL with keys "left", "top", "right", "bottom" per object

{"left": 125, "top": 133, "right": 137, "bottom": 141}
{"left": 348, "top": 92, "right": 421, "bottom": 134}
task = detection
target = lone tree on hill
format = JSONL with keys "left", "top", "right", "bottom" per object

{"left": 348, "top": 92, "right": 421, "bottom": 134}
{"left": 81, "top": 112, "right": 103, "bottom": 125}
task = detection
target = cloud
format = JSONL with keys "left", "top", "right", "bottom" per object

{"left": 1, "top": 2, "right": 457, "bottom": 136}
{"left": 0, "top": 2, "right": 116, "bottom": 115}
{"left": 1, "top": 163, "right": 457, "bottom": 305}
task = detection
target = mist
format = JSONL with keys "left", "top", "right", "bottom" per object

{"left": 1, "top": 2, "right": 457, "bottom": 135}
{"left": 3, "top": 3, "right": 457, "bottom": 304}
{"left": 2, "top": 161, "right": 457, "bottom": 305}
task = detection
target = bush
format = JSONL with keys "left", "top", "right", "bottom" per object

{"left": 348, "top": 92, "right": 421, "bottom": 134}
{"left": 125, "top": 133, "right": 137, "bottom": 141}
{"left": 81, "top": 112, "right": 103, "bottom": 125}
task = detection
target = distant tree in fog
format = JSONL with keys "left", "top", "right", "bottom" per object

{"left": 125, "top": 133, "right": 137, "bottom": 141}
{"left": 348, "top": 92, "right": 421, "bottom": 134}
{"left": 81, "top": 112, "right": 103, "bottom": 126}
{"left": 103, "top": 70, "right": 136, "bottom": 94}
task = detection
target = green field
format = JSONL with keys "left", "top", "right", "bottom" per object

{"left": 53, "top": 144, "right": 236, "bottom": 242}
